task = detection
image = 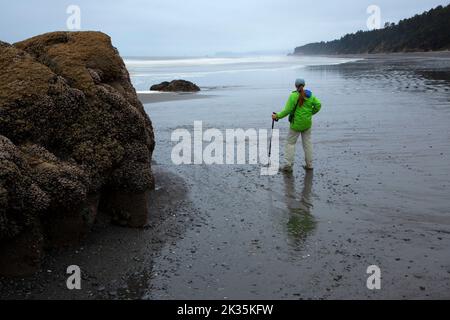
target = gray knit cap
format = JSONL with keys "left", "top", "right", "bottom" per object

{"left": 295, "top": 78, "right": 306, "bottom": 87}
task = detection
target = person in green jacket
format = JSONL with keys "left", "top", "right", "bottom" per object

{"left": 272, "top": 78, "right": 322, "bottom": 172}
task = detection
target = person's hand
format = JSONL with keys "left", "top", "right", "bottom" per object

{"left": 272, "top": 113, "right": 278, "bottom": 120}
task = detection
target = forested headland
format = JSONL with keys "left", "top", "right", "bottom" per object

{"left": 293, "top": 4, "right": 450, "bottom": 55}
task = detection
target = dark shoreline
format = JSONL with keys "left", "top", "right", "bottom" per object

{"left": 291, "top": 50, "right": 450, "bottom": 59}
{"left": 0, "top": 166, "right": 200, "bottom": 300}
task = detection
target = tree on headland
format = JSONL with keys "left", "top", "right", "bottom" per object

{"left": 293, "top": 4, "right": 450, "bottom": 55}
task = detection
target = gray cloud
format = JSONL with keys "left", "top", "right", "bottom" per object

{"left": 1, "top": 0, "right": 448, "bottom": 56}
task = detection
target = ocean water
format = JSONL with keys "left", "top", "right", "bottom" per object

{"left": 125, "top": 55, "right": 366, "bottom": 148}
{"left": 125, "top": 55, "right": 361, "bottom": 92}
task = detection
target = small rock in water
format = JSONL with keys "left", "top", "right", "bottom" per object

{"left": 150, "top": 80, "right": 200, "bottom": 92}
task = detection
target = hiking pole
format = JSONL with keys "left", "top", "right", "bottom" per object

{"left": 268, "top": 112, "right": 278, "bottom": 164}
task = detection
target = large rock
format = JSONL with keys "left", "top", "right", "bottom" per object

{"left": 0, "top": 32, "right": 155, "bottom": 276}
{"left": 0, "top": 137, "right": 48, "bottom": 276}
{"left": 150, "top": 79, "right": 200, "bottom": 92}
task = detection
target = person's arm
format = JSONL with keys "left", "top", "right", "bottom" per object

{"left": 312, "top": 96, "right": 322, "bottom": 115}
{"left": 276, "top": 93, "right": 296, "bottom": 120}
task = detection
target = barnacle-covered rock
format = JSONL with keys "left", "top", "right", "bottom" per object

{"left": 0, "top": 32, "right": 155, "bottom": 275}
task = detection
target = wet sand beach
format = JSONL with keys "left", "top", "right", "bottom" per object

{"left": 137, "top": 91, "right": 210, "bottom": 104}
{"left": 1, "top": 52, "right": 450, "bottom": 299}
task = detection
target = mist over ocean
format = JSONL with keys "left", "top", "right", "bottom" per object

{"left": 125, "top": 55, "right": 361, "bottom": 92}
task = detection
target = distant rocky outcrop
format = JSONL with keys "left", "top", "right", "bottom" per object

{"left": 150, "top": 80, "right": 200, "bottom": 92}
{"left": 0, "top": 31, "right": 155, "bottom": 276}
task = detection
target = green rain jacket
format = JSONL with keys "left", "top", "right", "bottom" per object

{"left": 276, "top": 90, "right": 322, "bottom": 132}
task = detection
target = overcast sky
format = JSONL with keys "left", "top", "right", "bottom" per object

{"left": 1, "top": 0, "right": 448, "bottom": 56}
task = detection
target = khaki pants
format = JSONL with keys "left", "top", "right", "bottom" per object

{"left": 285, "top": 128, "right": 312, "bottom": 168}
